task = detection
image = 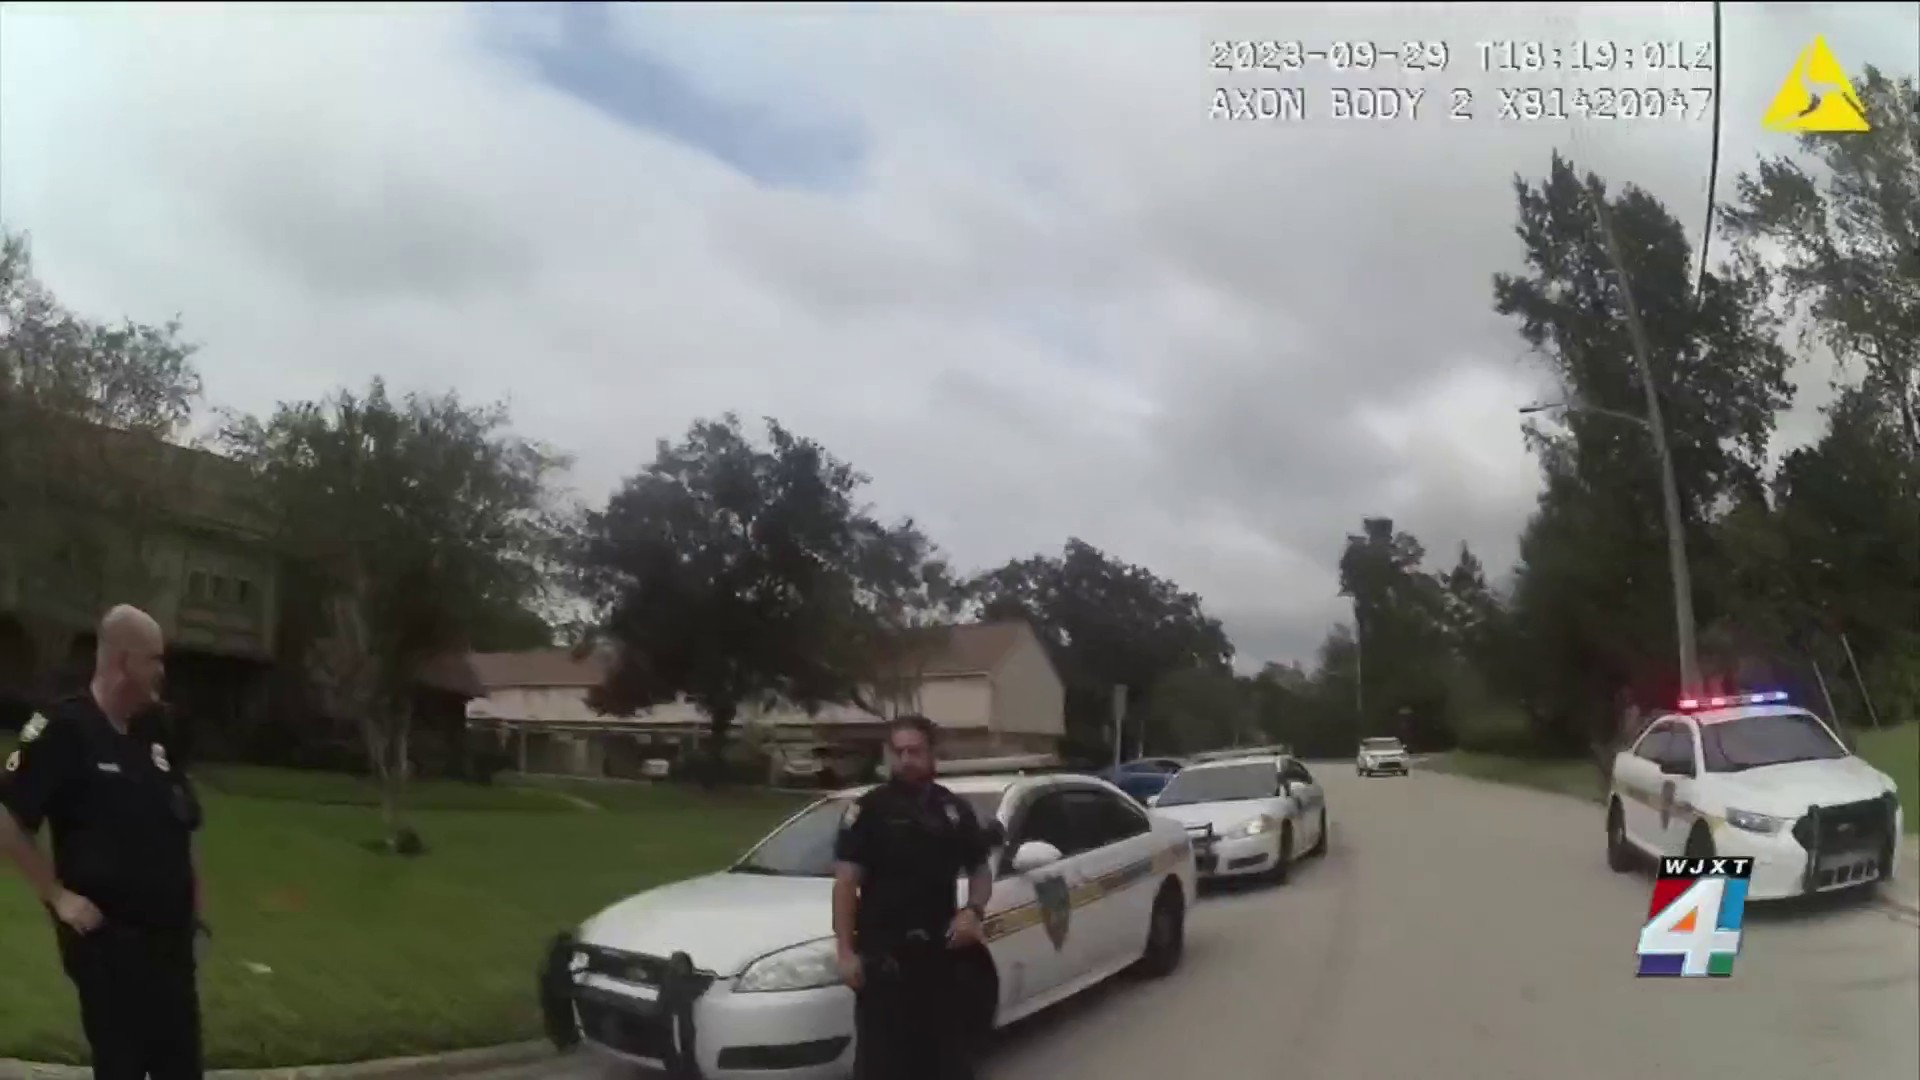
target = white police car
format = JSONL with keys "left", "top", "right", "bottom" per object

{"left": 1605, "top": 692, "right": 1904, "bottom": 900}
{"left": 540, "top": 768, "right": 1196, "bottom": 1079}
{"left": 1147, "top": 754, "right": 1328, "bottom": 883}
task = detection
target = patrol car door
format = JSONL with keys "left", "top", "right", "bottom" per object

{"left": 1617, "top": 722, "right": 1673, "bottom": 849}
{"left": 1654, "top": 721, "right": 1702, "bottom": 854}
{"left": 1058, "top": 786, "right": 1159, "bottom": 971}
{"left": 1279, "top": 758, "right": 1324, "bottom": 851}
{"left": 993, "top": 787, "right": 1094, "bottom": 1007}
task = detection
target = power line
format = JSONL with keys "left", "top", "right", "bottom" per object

{"left": 1695, "top": 0, "right": 1725, "bottom": 300}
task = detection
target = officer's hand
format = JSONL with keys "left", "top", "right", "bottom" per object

{"left": 52, "top": 889, "right": 103, "bottom": 934}
{"left": 836, "top": 948, "right": 864, "bottom": 990}
{"left": 947, "top": 907, "right": 984, "bottom": 949}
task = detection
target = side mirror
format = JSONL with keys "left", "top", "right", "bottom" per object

{"left": 1010, "top": 840, "right": 1063, "bottom": 874}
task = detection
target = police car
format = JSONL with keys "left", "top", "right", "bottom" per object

{"left": 541, "top": 767, "right": 1197, "bottom": 1079}
{"left": 1147, "top": 753, "right": 1327, "bottom": 883}
{"left": 1356, "top": 737, "right": 1409, "bottom": 777}
{"left": 1606, "top": 692, "right": 1904, "bottom": 901}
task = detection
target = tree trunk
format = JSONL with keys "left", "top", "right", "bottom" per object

{"left": 705, "top": 703, "right": 735, "bottom": 789}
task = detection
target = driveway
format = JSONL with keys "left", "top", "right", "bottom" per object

{"left": 502, "top": 767, "right": 1920, "bottom": 1080}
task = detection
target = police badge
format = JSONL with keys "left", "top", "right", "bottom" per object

{"left": 1033, "top": 874, "right": 1071, "bottom": 951}
{"left": 152, "top": 743, "right": 171, "bottom": 773}
{"left": 19, "top": 713, "right": 47, "bottom": 744}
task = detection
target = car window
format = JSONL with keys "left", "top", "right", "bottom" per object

{"left": 1666, "top": 725, "right": 1697, "bottom": 774}
{"left": 1634, "top": 723, "right": 1673, "bottom": 761}
{"left": 1074, "top": 788, "right": 1149, "bottom": 847}
{"left": 1360, "top": 738, "right": 1401, "bottom": 751}
{"left": 957, "top": 790, "right": 1005, "bottom": 825}
{"left": 732, "top": 798, "right": 849, "bottom": 877}
{"left": 1281, "top": 760, "right": 1315, "bottom": 785}
{"left": 1700, "top": 711, "right": 1848, "bottom": 773}
{"left": 1155, "top": 762, "right": 1280, "bottom": 806}
{"left": 1013, "top": 790, "right": 1086, "bottom": 858}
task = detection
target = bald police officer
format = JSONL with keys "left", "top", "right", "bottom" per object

{"left": 832, "top": 714, "right": 994, "bottom": 1080}
{"left": 0, "top": 606, "right": 206, "bottom": 1080}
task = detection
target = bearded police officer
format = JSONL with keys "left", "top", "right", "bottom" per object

{"left": 0, "top": 605, "right": 207, "bottom": 1080}
{"left": 832, "top": 714, "right": 993, "bottom": 1080}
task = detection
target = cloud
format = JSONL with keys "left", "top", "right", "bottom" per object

{"left": 2, "top": 2, "right": 1914, "bottom": 669}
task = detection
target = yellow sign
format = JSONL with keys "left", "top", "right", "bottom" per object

{"left": 1762, "top": 37, "right": 1870, "bottom": 133}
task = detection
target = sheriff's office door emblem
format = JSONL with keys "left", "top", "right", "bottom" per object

{"left": 152, "top": 743, "right": 171, "bottom": 773}
{"left": 1034, "top": 874, "right": 1071, "bottom": 951}
{"left": 20, "top": 713, "right": 47, "bottom": 744}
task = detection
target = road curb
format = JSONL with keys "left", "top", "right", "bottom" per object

{"left": 0, "top": 1041, "right": 555, "bottom": 1080}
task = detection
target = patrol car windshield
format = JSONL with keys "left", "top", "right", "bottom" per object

{"left": 1155, "top": 763, "right": 1280, "bottom": 807}
{"left": 731, "top": 791, "right": 1005, "bottom": 876}
{"left": 1361, "top": 738, "right": 1403, "bottom": 751}
{"left": 1699, "top": 711, "right": 1849, "bottom": 773}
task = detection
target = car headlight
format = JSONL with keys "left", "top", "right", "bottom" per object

{"left": 1227, "top": 815, "right": 1276, "bottom": 840}
{"left": 1725, "top": 808, "right": 1788, "bottom": 835}
{"left": 736, "top": 937, "right": 841, "bottom": 993}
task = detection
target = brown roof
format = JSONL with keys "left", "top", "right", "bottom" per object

{"left": 470, "top": 648, "right": 609, "bottom": 691}
{"left": 468, "top": 620, "right": 1033, "bottom": 693}
{"left": 899, "top": 620, "right": 1030, "bottom": 677}
{"left": 414, "top": 652, "right": 484, "bottom": 699}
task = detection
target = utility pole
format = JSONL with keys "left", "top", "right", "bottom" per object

{"left": 1111, "top": 684, "right": 1127, "bottom": 769}
{"left": 1586, "top": 178, "right": 1703, "bottom": 696}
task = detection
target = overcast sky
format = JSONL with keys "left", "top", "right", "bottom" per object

{"left": 3, "top": 2, "right": 1915, "bottom": 668}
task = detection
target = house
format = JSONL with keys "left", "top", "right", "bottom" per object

{"left": 465, "top": 619, "right": 1067, "bottom": 779}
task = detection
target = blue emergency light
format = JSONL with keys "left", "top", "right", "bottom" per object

{"left": 1676, "top": 690, "right": 1790, "bottom": 711}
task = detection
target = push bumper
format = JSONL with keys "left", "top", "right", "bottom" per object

{"left": 1360, "top": 757, "right": 1408, "bottom": 774}
{"left": 1714, "top": 802, "right": 1901, "bottom": 902}
{"left": 542, "top": 935, "right": 856, "bottom": 1079}
{"left": 1187, "top": 826, "right": 1280, "bottom": 878}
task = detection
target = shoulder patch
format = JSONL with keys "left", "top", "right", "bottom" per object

{"left": 4, "top": 750, "right": 18, "bottom": 772}
{"left": 842, "top": 801, "right": 860, "bottom": 828}
{"left": 151, "top": 743, "right": 171, "bottom": 773}
{"left": 19, "top": 713, "right": 48, "bottom": 744}
{"left": 945, "top": 801, "right": 962, "bottom": 825}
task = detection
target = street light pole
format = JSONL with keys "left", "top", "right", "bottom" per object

{"left": 1515, "top": 181, "right": 1702, "bottom": 696}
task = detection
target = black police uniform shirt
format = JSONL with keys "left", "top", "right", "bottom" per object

{"left": 0, "top": 696, "right": 202, "bottom": 931}
{"left": 833, "top": 778, "right": 989, "bottom": 950}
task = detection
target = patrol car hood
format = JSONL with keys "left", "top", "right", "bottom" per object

{"left": 1710, "top": 756, "right": 1895, "bottom": 816}
{"left": 1152, "top": 799, "right": 1277, "bottom": 834}
{"left": 578, "top": 871, "right": 837, "bottom": 976}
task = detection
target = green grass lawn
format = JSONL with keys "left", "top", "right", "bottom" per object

{"left": 1434, "top": 721, "right": 1918, "bottom": 835}
{"left": 0, "top": 763, "right": 807, "bottom": 1067}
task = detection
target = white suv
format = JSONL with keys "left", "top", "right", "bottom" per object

{"left": 1356, "top": 737, "right": 1409, "bottom": 777}
{"left": 1605, "top": 692, "right": 1903, "bottom": 901}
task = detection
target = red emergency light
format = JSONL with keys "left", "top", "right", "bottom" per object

{"left": 1676, "top": 690, "right": 1790, "bottom": 711}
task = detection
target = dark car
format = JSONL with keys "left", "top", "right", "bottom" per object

{"left": 1100, "top": 757, "right": 1186, "bottom": 805}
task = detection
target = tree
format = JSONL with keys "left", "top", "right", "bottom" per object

{"left": 574, "top": 415, "right": 943, "bottom": 779}
{"left": 970, "top": 539, "right": 1233, "bottom": 759}
{"left": 1723, "top": 67, "right": 1919, "bottom": 457}
{"left": 1138, "top": 667, "right": 1255, "bottom": 756}
{"left": 1490, "top": 154, "right": 1794, "bottom": 750}
{"left": 1338, "top": 517, "right": 1453, "bottom": 748}
{"left": 850, "top": 523, "right": 973, "bottom": 718}
{"left": 0, "top": 228, "right": 204, "bottom": 625}
{"left": 220, "top": 380, "right": 567, "bottom": 842}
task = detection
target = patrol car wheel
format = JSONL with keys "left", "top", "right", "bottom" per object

{"left": 1269, "top": 824, "right": 1293, "bottom": 884}
{"left": 1684, "top": 823, "right": 1715, "bottom": 862}
{"left": 1606, "top": 800, "right": 1634, "bottom": 873}
{"left": 1136, "top": 882, "right": 1185, "bottom": 978}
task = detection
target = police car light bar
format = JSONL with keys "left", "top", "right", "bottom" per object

{"left": 1677, "top": 691, "right": 1790, "bottom": 711}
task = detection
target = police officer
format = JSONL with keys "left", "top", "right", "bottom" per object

{"left": 0, "top": 605, "right": 206, "bottom": 1080}
{"left": 832, "top": 714, "right": 993, "bottom": 1080}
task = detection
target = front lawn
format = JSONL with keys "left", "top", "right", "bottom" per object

{"left": 0, "top": 765, "right": 807, "bottom": 1067}
{"left": 1854, "top": 723, "right": 1919, "bottom": 833}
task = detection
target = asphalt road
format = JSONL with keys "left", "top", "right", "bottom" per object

{"left": 510, "top": 767, "right": 1920, "bottom": 1080}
